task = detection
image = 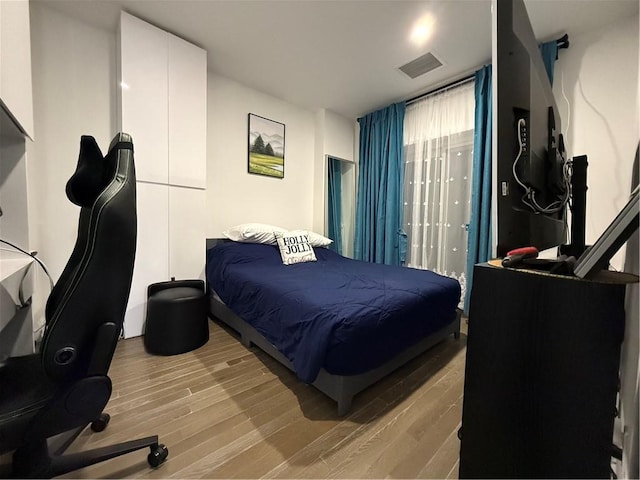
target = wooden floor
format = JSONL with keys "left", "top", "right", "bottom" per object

{"left": 51, "top": 318, "right": 468, "bottom": 479}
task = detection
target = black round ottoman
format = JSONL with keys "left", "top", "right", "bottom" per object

{"left": 144, "top": 279, "right": 209, "bottom": 355}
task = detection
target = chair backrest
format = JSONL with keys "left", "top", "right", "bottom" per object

{"left": 41, "top": 133, "right": 137, "bottom": 383}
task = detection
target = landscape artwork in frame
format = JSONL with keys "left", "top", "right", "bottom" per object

{"left": 248, "top": 113, "right": 285, "bottom": 178}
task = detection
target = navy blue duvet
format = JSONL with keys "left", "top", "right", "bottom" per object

{"left": 206, "top": 241, "right": 461, "bottom": 383}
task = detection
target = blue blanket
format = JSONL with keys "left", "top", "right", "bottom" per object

{"left": 206, "top": 241, "right": 460, "bottom": 383}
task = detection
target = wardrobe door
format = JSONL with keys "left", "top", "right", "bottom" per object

{"left": 119, "top": 12, "right": 207, "bottom": 339}
{"left": 168, "top": 34, "right": 207, "bottom": 189}
{"left": 125, "top": 182, "right": 169, "bottom": 339}
{"left": 119, "top": 12, "right": 169, "bottom": 185}
{"left": 169, "top": 186, "right": 206, "bottom": 281}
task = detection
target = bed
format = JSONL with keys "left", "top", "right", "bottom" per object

{"left": 205, "top": 238, "right": 461, "bottom": 415}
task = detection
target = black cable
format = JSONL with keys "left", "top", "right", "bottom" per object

{"left": 17, "top": 263, "right": 33, "bottom": 307}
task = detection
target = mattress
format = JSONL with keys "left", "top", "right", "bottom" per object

{"left": 206, "top": 241, "right": 461, "bottom": 383}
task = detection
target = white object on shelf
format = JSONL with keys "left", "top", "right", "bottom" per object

{"left": 0, "top": 250, "right": 34, "bottom": 283}
{"left": 0, "top": 251, "right": 35, "bottom": 356}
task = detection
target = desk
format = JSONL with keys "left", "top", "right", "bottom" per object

{"left": 1, "top": 250, "right": 35, "bottom": 357}
{"left": 459, "top": 262, "right": 635, "bottom": 478}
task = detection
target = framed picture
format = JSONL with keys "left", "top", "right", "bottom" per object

{"left": 248, "top": 113, "right": 285, "bottom": 179}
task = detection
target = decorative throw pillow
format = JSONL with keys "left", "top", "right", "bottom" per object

{"left": 274, "top": 231, "right": 317, "bottom": 265}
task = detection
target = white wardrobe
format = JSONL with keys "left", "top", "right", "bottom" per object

{"left": 118, "top": 12, "right": 207, "bottom": 338}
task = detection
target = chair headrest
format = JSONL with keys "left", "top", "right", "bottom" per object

{"left": 65, "top": 136, "right": 109, "bottom": 208}
{"left": 65, "top": 135, "right": 134, "bottom": 208}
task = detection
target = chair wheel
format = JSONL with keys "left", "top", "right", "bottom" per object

{"left": 91, "top": 413, "right": 110, "bottom": 432}
{"left": 148, "top": 444, "right": 168, "bottom": 467}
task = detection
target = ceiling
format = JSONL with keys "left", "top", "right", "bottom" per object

{"left": 40, "top": 0, "right": 638, "bottom": 119}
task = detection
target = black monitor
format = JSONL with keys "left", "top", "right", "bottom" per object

{"left": 495, "top": 0, "right": 570, "bottom": 257}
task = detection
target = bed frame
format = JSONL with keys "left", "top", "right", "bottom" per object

{"left": 206, "top": 238, "right": 461, "bottom": 416}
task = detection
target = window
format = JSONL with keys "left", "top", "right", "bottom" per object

{"left": 403, "top": 82, "right": 475, "bottom": 303}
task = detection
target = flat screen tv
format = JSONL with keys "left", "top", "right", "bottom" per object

{"left": 494, "top": 0, "right": 570, "bottom": 257}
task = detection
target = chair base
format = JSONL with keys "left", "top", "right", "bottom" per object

{"left": 11, "top": 422, "right": 167, "bottom": 478}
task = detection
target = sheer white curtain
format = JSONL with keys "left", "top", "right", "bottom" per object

{"left": 403, "top": 82, "right": 475, "bottom": 303}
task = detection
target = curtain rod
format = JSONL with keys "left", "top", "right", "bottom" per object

{"left": 406, "top": 34, "right": 567, "bottom": 107}
{"left": 406, "top": 73, "right": 475, "bottom": 106}
{"left": 556, "top": 33, "right": 569, "bottom": 49}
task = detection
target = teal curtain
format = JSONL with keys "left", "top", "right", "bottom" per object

{"left": 354, "top": 102, "right": 406, "bottom": 265}
{"left": 465, "top": 65, "right": 493, "bottom": 312}
{"left": 539, "top": 40, "right": 559, "bottom": 85}
{"left": 464, "top": 47, "right": 559, "bottom": 312}
{"left": 327, "top": 157, "right": 343, "bottom": 255}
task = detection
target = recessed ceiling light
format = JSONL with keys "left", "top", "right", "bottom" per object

{"left": 410, "top": 14, "right": 435, "bottom": 47}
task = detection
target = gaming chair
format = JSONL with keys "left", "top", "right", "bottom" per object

{"left": 0, "top": 133, "right": 167, "bottom": 477}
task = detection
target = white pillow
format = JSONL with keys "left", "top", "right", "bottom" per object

{"left": 223, "top": 223, "right": 286, "bottom": 245}
{"left": 274, "top": 231, "right": 317, "bottom": 265}
{"left": 222, "top": 223, "right": 333, "bottom": 248}
{"left": 306, "top": 231, "right": 333, "bottom": 248}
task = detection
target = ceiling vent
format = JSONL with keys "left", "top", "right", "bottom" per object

{"left": 398, "top": 52, "right": 443, "bottom": 79}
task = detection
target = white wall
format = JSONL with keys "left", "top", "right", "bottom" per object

{"left": 554, "top": 13, "right": 638, "bottom": 479}
{"left": 313, "top": 109, "right": 326, "bottom": 234}
{"left": 323, "top": 110, "right": 357, "bottom": 255}
{"left": 553, "top": 13, "right": 638, "bottom": 269}
{"left": 207, "top": 73, "right": 317, "bottom": 236}
{"left": 312, "top": 108, "right": 357, "bottom": 236}
{"left": 27, "top": 3, "right": 116, "bottom": 329}
{"left": 324, "top": 109, "right": 356, "bottom": 162}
